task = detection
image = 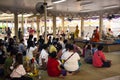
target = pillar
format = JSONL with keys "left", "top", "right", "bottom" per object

{"left": 36, "top": 16, "right": 40, "bottom": 39}
{"left": 53, "top": 16, "right": 56, "bottom": 37}
{"left": 99, "top": 15, "right": 103, "bottom": 40}
{"left": 44, "top": 0, "right": 47, "bottom": 43}
{"left": 31, "top": 19, "right": 34, "bottom": 28}
{"left": 61, "top": 16, "right": 64, "bottom": 31}
{"left": 14, "top": 13, "right": 18, "bottom": 39}
{"left": 21, "top": 14, "right": 24, "bottom": 36}
{"left": 81, "top": 17, "right": 84, "bottom": 39}
{"left": 25, "top": 18, "right": 27, "bottom": 28}
{"left": 6, "top": 21, "right": 8, "bottom": 28}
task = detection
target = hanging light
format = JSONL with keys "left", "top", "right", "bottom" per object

{"left": 52, "top": 0, "right": 66, "bottom": 4}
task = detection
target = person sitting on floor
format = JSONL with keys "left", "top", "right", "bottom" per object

{"left": 82, "top": 41, "right": 90, "bottom": 57}
{"left": 61, "top": 44, "right": 80, "bottom": 75}
{"left": 84, "top": 44, "right": 93, "bottom": 64}
{"left": 39, "top": 44, "right": 49, "bottom": 70}
{"left": 106, "top": 28, "right": 114, "bottom": 39}
{"left": 73, "top": 41, "right": 82, "bottom": 56}
{"left": 91, "top": 44, "right": 97, "bottom": 55}
{"left": 4, "top": 50, "right": 16, "bottom": 79}
{"left": 92, "top": 45, "right": 111, "bottom": 68}
{"left": 47, "top": 51, "right": 63, "bottom": 77}
{"left": 10, "top": 53, "right": 33, "bottom": 80}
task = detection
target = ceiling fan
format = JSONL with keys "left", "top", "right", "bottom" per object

{"left": 36, "top": 2, "right": 53, "bottom": 14}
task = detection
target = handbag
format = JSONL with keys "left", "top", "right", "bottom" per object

{"left": 97, "top": 52, "right": 111, "bottom": 67}
{"left": 102, "top": 60, "right": 111, "bottom": 67}
{"left": 60, "top": 52, "right": 75, "bottom": 69}
{"left": 78, "top": 61, "right": 82, "bottom": 67}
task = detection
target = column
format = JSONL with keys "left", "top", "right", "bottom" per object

{"left": 53, "top": 16, "right": 56, "bottom": 37}
{"left": 44, "top": 0, "right": 47, "bottom": 43}
{"left": 61, "top": 16, "right": 64, "bottom": 31}
{"left": 31, "top": 19, "right": 34, "bottom": 28}
{"left": 14, "top": 13, "right": 18, "bottom": 39}
{"left": 36, "top": 16, "right": 40, "bottom": 39}
{"left": 21, "top": 14, "right": 24, "bottom": 36}
{"left": 6, "top": 21, "right": 8, "bottom": 27}
{"left": 99, "top": 15, "right": 103, "bottom": 40}
{"left": 25, "top": 18, "right": 28, "bottom": 35}
{"left": 81, "top": 17, "right": 84, "bottom": 39}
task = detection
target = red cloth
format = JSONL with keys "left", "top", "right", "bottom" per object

{"left": 47, "top": 58, "right": 61, "bottom": 77}
{"left": 91, "top": 32, "right": 100, "bottom": 42}
{"left": 91, "top": 29, "right": 100, "bottom": 42}
{"left": 92, "top": 50, "right": 106, "bottom": 67}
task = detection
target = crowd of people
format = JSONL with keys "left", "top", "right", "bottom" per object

{"left": 81, "top": 42, "right": 111, "bottom": 67}
{"left": 0, "top": 32, "right": 112, "bottom": 80}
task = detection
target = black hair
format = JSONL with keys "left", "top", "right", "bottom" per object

{"left": 83, "top": 41, "right": 89, "bottom": 48}
{"left": 108, "top": 28, "right": 111, "bottom": 31}
{"left": 20, "top": 39, "right": 24, "bottom": 43}
{"left": 63, "top": 39, "right": 68, "bottom": 44}
{"left": 14, "top": 53, "right": 23, "bottom": 69}
{"left": 13, "top": 36, "right": 16, "bottom": 38}
{"left": 73, "top": 41, "right": 76, "bottom": 44}
{"left": 34, "top": 37, "right": 37, "bottom": 41}
{"left": 0, "top": 39, "right": 4, "bottom": 46}
{"left": 4, "top": 37, "right": 7, "bottom": 40}
{"left": 27, "top": 41, "right": 34, "bottom": 49}
{"left": 56, "top": 43, "right": 62, "bottom": 51}
{"left": 97, "top": 45, "right": 103, "bottom": 50}
{"left": 49, "top": 51, "right": 57, "bottom": 58}
{"left": 29, "top": 35, "right": 33, "bottom": 39}
{"left": 68, "top": 44, "right": 74, "bottom": 50}
{"left": 43, "top": 44, "right": 49, "bottom": 49}
{"left": 56, "top": 38, "right": 59, "bottom": 42}
{"left": 39, "top": 35, "right": 42, "bottom": 39}
{"left": 86, "top": 44, "right": 91, "bottom": 50}
{"left": 53, "top": 41, "right": 57, "bottom": 45}
{"left": 65, "top": 43, "right": 70, "bottom": 50}
{"left": 92, "top": 44, "right": 96, "bottom": 48}
{"left": 10, "top": 49, "right": 17, "bottom": 56}
{"left": 10, "top": 49, "right": 16, "bottom": 56}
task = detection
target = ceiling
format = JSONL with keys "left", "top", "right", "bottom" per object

{"left": 0, "top": 0, "right": 120, "bottom": 14}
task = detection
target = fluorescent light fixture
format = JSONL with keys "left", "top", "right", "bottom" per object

{"left": 80, "top": 1, "right": 93, "bottom": 6}
{"left": 18, "top": 14, "right": 33, "bottom": 17}
{"left": 103, "top": 5, "right": 119, "bottom": 9}
{"left": 47, "top": 6, "right": 53, "bottom": 9}
{"left": 80, "top": 9, "right": 91, "bottom": 12}
{"left": 52, "top": 0, "right": 66, "bottom": 4}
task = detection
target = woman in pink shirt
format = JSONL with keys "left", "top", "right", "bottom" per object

{"left": 93, "top": 45, "right": 111, "bottom": 68}
{"left": 10, "top": 53, "right": 33, "bottom": 80}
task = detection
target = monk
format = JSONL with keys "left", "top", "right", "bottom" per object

{"left": 74, "top": 25, "right": 79, "bottom": 38}
{"left": 91, "top": 30, "right": 100, "bottom": 42}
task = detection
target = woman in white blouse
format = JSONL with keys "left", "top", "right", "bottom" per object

{"left": 26, "top": 41, "right": 36, "bottom": 60}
